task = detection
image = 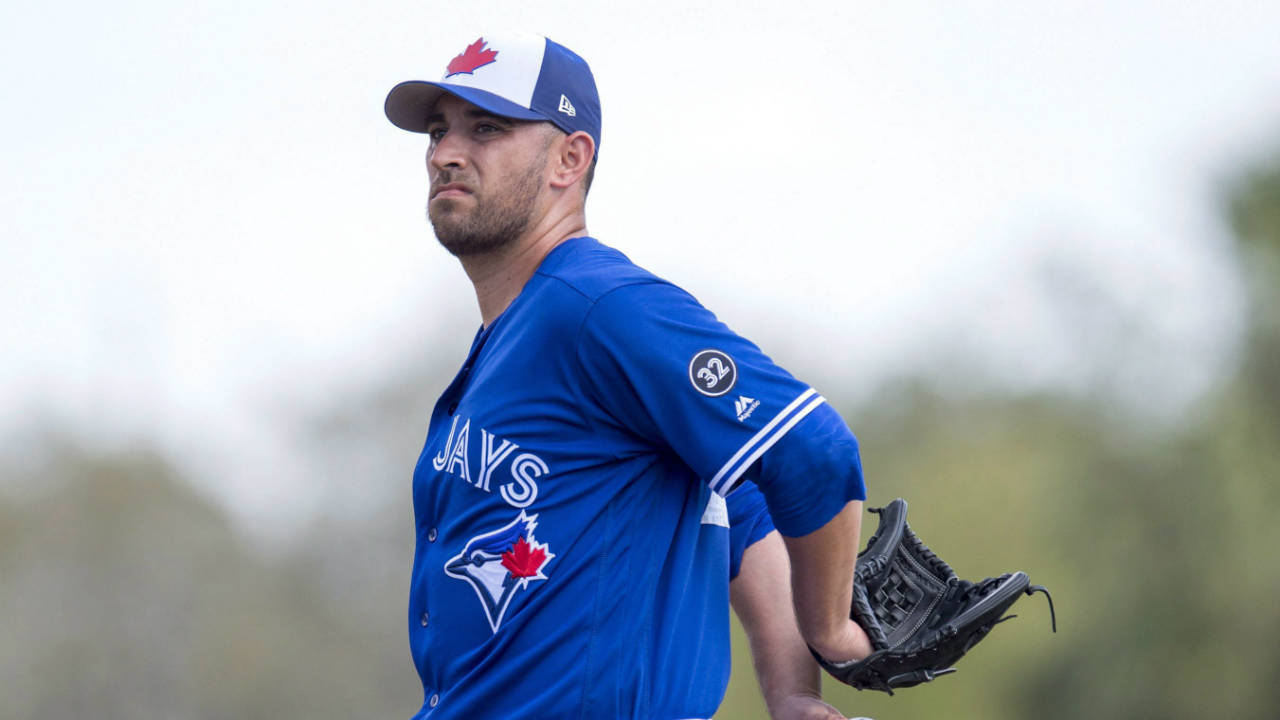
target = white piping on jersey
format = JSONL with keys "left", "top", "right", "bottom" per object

{"left": 700, "top": 492, "right": 730, "bottom": 527}
{"left": 708, "top": 388, "right": 826, "bottom": 496}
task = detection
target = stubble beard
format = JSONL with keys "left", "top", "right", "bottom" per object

{"left": 427, "top": 159, "right": 543, "bottom": 258}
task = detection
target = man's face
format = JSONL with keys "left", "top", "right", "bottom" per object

{"left": 424, "top": 94, "right": 557, "bottom": 256}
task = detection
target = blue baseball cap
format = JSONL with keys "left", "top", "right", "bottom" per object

{"left": 385, "top": 33, "right": 602, "bottom": 156}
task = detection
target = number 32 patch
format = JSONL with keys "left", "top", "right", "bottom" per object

{"left": 688, "top": 349, "right": 737, "bottom": 397}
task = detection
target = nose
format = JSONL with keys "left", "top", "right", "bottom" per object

{"left": 427, "top": 130, "right": 467, "bottom": 173}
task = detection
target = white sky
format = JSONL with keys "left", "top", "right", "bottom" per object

{"left": 4, "top": 1, "right": 1279, "bottom": 526}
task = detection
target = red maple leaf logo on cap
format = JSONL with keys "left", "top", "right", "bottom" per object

{"left": 501, "top": 537, "right": 548, "bottom": 579}
{"left": 446, "top": 38, "right": 499, "bottom": 77}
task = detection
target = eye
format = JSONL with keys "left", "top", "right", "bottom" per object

{"left": 475, "top": 122, "right": 502, "bottom": 135}
{"left": 426, "top": 126, "right": 447, "bottom": 142}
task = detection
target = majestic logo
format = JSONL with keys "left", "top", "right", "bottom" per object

{"left": 446, "top": 37, "right": 499, "bottom": 77}
{"left": 689, "top": 349, "right": 737, "bottom": 397}
{"left": 734, "top": 395, "right": 760, "bottom": 422}
{"left": 558, "top": 94, "right": 576, "bottom": 117}
{"left": 445, "top": 511, "right": 554, "bottom": 632}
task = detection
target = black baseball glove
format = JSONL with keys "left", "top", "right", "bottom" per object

{"left": 813, "top": 498, "right": 1056, "bottom": 694}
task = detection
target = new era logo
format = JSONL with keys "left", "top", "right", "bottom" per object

{"left": 558, "top": 94, "right": 576, "bottom": 117}
{"left": 735, "top": 396, "right": 760, "bottom": 422}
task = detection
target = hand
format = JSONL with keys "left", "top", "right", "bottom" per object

{"left": 808, "top": 618, "right": 873, "bottom": 665}
{"left": 775, "top": 693, "right": 849, "bottom": 720}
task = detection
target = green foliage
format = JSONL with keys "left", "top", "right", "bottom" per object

{"left": 0, "top": 446, "right": 419, "bottom": 720}
{"left": 1225, "top": 145, "right": 1280, "bottom": 413}
{"left": 1227, "top": 155, "right": 1280, "bottom": 253}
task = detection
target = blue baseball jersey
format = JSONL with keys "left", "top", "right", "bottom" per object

{"left": 726, "top": 481, "right": 776, "bottom": 582}
{"left": 408, "top": 237, "right": 865, "bottom": 719}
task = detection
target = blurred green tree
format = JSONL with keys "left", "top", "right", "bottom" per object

{"left": 997, "top": 144, "right": 1280, "bottom": 720}
{"left": 0, "top": 444, "right": 419, "bottom": 720}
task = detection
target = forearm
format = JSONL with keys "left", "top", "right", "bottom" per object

{"left": 731, "top": 532, "right": 828, "bottom": 716}
{"left": 745, "top": 402, "right": 870, "bottom": 661}
{"left": 781, "top": 499, "right": 872, "bottom": 662}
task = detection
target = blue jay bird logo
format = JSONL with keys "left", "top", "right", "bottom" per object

{"left": 445, "top": 510, "right": 554, "bottom": 632}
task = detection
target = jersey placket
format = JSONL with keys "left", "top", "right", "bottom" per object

{"left": 413, "top": 322, "right": 497, "bottom": 715}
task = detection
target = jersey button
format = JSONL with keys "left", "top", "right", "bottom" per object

{"left": 420, "top": 612, "right": 429, "bottom": 627}
{"left": 429, "top": 694, "right": 439, "bottom": 708}
{"left": 428, "top": 528, "right": 437, "bottom": 542}
{"left": 447, "top": 402, "right": 458, "bottom": 415}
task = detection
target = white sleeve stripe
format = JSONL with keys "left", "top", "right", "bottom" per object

{"left": 709, "top": 389, "right": 825, "bottom": 496}
{"left": 708, "top": 388, "right": 815, "bottom": 491}
{"left": 710, "top": 394, "right": 826, "bottom": 496}
{"left": 715, "top": 395, "right": 826, "bottom": 496}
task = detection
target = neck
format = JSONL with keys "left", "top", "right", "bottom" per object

{"left": 458, "top": 208, "right": 588, "bottom": 327}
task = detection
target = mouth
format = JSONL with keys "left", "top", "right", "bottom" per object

{"left": 431, "top": 182, "right": 473, "bottom": 200}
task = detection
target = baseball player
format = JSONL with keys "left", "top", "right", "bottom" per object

{"left": 384, "top": 32, "right": 872, "bottom": 719}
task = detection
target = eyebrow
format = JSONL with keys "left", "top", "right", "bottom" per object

{"left": 424, "top": 108, "right": 515, "bottom": 127}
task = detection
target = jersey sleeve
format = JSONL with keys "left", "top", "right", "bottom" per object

{"left": 576, "top": 281, "right": 865, "bottom": 535}
{"left": 726, "top": 481, "right": 776, "bottom": 582}
{"left": 744, "top": 401, "right": 867, "bottom": 536}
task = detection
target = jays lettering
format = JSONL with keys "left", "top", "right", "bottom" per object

{"left": 432, "top": 415, "right": 545, "bottom": 508}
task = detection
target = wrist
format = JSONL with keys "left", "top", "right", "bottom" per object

{"left": 808, "top": 620, "right": 872, "bottom": 664}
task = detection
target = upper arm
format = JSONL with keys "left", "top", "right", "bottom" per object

{"left": 576, "top": 281, "right": 866, "bottom": 536}
{"left": 576, "top": 282, "right": 821, "bottom": 495}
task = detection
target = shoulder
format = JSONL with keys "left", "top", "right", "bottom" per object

{"left": 535, "top": 236, "right": 681, "bottom": 304}
{"left": 533, "top": 237, "right": 731, "bottom": 361}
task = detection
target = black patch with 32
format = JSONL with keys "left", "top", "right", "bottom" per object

{"left": 688, "top": 349, "right": 737, "bottom": 397}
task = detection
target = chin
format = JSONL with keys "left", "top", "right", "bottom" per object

{"left": 437, "top": 237, "right": 513, "bottom": 258}
{"left": 428, "top": 197, "right": 467, "bottom": 220}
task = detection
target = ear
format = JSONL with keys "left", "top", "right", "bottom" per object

{"left": 548, "top": 130, "right": 596, "bottom": 192}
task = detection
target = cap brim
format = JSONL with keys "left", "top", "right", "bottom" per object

{"left": 385, "top": 81, "right": 549, "bottom": 133}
